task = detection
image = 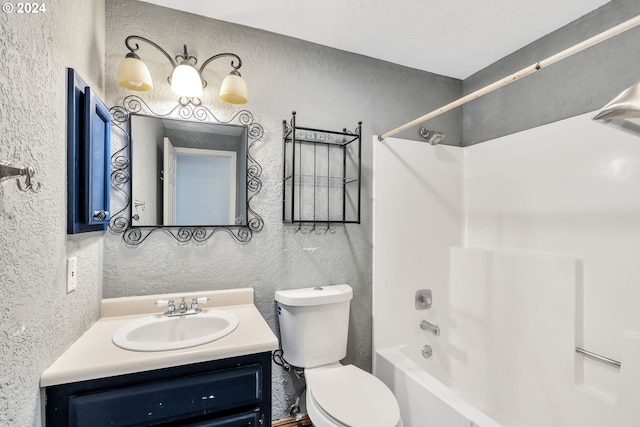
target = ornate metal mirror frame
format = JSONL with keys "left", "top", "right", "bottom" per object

{"left": 109, "top": 95, "right": 264, "bottom": 245}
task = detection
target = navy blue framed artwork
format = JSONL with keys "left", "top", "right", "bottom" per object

{"left": 67, "top": 68, "right": 111, "bottom": 234}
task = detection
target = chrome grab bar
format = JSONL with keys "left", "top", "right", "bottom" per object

{"left": 575, "top": 347, "right": 621, "bottom": 368}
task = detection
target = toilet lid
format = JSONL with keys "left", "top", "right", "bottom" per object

{"left": 306, "top": 365, "right": 400, "bottom": 427}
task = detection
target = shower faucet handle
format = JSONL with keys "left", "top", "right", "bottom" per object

{"left": 415, "top": 289, "right": 432, "bottom": 310}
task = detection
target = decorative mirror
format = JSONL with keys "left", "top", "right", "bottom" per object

{"left": 109, "top": 95, "right": 264, "bottom": 245}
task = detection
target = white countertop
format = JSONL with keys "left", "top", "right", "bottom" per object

{"left": 41, "top": 288, "right": 279, "bottom": 387}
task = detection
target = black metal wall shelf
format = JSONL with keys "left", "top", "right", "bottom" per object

{"left": 282, "top": 111, "right": 361, "bottom": 226}
{"left": 284, "top": 127, "right": 360, "bottom": 146}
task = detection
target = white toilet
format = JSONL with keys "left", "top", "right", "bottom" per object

{"left": 275, "top": 284, "right": 402, "bottom": 427}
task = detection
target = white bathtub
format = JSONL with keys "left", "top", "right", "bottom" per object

{"left": 376, "top": 344, "right": 504, "bottom": 427}
{"left": 375, "top": 341, "right": 640, "bottom": 427}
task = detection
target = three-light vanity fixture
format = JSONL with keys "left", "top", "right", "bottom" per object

{"left": 116, "top": 35, "right": 248, "bottom": 104}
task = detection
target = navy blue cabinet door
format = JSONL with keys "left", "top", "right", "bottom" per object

{"left": 67, "top": 68, "right": 111, "bottom": 234}
{"left": 46, "top": 352, "right": 272, "bottom": 427}
{"left": 83, "top": 86, "right": 111, "bottom": 225}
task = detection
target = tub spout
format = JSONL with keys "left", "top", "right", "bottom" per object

{"left": 421, "top": 320, "right": 440, "bottom": 336}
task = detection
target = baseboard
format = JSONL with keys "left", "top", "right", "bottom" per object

{"left": 272, "top": 414, "right": 313, "bottom": 426}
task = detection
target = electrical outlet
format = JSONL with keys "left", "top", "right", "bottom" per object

{"left": 66, "top": 257, "right": 78, "bottom": 293}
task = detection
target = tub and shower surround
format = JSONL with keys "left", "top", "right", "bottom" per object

{"left": 373, "top": 112, "right": 640, "bottom": 426}
{"left": 376, "top": 247, "right": 640, "bottom": 427}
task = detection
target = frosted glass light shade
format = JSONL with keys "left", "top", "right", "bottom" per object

{"left": 171, "top": 63, "right": 203, "bottom": 97}
{"left": 219, "top": 72, "right": 248, "bottom": 104}
{"left": 117, "top": 56, "right": 153, "bottom": 91}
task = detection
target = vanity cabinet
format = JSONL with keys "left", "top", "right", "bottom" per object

{"left": 45, "top": 352, "right": 271, "bottom": 427}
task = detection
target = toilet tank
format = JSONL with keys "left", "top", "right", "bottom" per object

{"left": 275, "top": 284, "right": 353, "bottom": 368}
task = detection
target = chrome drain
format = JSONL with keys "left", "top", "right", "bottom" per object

{"left": 422, "top": 344, "right": 433, "bottom": 358}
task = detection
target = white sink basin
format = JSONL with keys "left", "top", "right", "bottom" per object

{"left": 112, "top": 310, "right": 239, "bottom": 352}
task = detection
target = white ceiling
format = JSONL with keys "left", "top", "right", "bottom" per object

{"left": 139, "top": 0, "right": 611, "bottom": 79}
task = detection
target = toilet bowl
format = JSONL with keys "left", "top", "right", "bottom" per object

{"left": 305, "top": 364, "right": 402, "bottom": 427}
{"left": 274, "top": 285, "right": 402, "bottom": 427}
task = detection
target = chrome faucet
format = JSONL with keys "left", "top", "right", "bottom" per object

{"left": 420, "top": 320, "right": 440, "bottom": 336}
{"left": 166, "top": 299, "right": 175, "bottom": 315}
{"left": 155, "top": 297, "right": 209, "bottom": 317}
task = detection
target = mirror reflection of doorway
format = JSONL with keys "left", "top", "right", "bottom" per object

{"left": 163, "top": 137, "right": 237, "bottom": 226}
{"left": 130, "top": 114, "right": 248, "bottom": 227}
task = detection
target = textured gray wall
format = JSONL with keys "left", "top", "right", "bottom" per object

{"left": 1, "top": 0, "right": 634, "bottom": 424}
{"left": 0, "top": 1, "right": 105, "bottom": 425}
{"left": 103, "top": 0, "right": 461, "bottom": 419}
{"left": 463, "top": 0, "right": 640, "bottom": 146}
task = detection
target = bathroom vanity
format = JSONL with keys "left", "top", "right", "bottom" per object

{"left": 41, "top": 289, "right": 278, "bottom": 427}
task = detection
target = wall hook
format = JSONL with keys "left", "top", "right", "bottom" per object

{"left": 0, "top": 161, "right": 41, "bottom": 193}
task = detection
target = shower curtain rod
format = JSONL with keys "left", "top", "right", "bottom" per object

{"left": 378, "top": 14, "right": 640, "bottom": 142}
